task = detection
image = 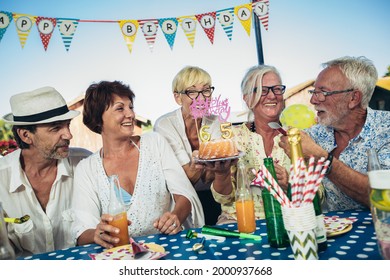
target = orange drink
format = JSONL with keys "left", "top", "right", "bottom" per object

{"left": 109, "top": 212, "right": 129, "bottom": 246}
{"left": 236, "top": 200, "right": 256, "bottom": 233}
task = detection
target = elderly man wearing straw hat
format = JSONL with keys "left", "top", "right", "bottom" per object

{"left": 0, "top": 86, "right": 91, "bottom": 257}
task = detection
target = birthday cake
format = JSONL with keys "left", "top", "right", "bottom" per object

{"left": 198, "top": 138, "right": 238, "bottom": 160}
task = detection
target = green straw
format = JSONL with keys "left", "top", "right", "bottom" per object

{"left": 201, "top": 225, "right": 261, "bottom": 241}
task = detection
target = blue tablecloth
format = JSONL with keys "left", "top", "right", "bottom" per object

{"left": 21, "top": 209, "right": 382, "bottom": 260}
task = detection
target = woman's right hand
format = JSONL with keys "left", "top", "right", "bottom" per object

{"left": 94, "top": 214, "right": 131, "bottom": 249}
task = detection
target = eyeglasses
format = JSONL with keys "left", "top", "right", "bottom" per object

{"left": 254, "top": 85, "right": 286, "bottom": 96}
{"left": 308, "top": 88, "right": 354, "bottom": 101}
{"left": 180, "top": 86, "right": 215, "bottom": 100}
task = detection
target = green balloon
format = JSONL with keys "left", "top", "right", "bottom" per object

{"left": 280, "top": 104, "right": 316, "bottom": 129}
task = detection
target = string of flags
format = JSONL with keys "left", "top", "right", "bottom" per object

{"left": 0, "top": 0, "right": 269, "bottom": 53}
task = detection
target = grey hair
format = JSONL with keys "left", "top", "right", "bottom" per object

{"left": 241, "top": 64, "right": 282, "bottom": 110}
{"left": 322, "top": 56, "right": 378, "bottom": 109}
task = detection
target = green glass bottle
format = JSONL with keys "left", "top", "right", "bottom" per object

{"left": 262, "top": 157, "right": 290, "bottom": 248}
{"left": 287, "top": 127, "right": 327, "bottom": 252}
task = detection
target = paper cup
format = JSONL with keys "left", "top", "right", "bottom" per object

{"left": 282, "top": 204, "right": 318, "bottom": 260}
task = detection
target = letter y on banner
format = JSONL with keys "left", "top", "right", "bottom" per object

{"left": 57, "top": 18, "right": 79, "bottom": 51}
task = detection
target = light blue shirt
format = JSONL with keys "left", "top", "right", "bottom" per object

{"left": 306, "top": 107, "right": 390, "bottom": 211}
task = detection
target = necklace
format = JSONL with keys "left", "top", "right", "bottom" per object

{"left": 250, "top": 121, "right": 256, "bottom": 132}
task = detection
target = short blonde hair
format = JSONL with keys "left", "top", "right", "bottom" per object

{"left": 172, "top": 66, "right": 212, "bottom": 93}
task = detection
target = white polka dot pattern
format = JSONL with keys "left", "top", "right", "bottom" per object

{"left": 21, "top": 210, "right": 382, "bottom": 260}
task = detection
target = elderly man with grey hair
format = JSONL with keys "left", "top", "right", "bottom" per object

{"left": 0, "top": 87, "right": 91, "bottom": 257}
{"left": 280, "top": 56, "right": 390, "bottom": 211}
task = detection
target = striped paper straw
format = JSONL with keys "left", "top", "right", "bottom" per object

{"left": 260, "top": 165, "right": 291, "bottom": 207}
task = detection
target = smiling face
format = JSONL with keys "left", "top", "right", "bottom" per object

{"left": 174, "top": 83, "right": 212, "bottom": 118}
{"left": 101, "top": 93, "right": 135, "bottom": 138}
{"left": 252, "top": 72, "right": 285, "bottom": 122}
{"left": 311, "top": 66, "right": 352, "bottom": 127}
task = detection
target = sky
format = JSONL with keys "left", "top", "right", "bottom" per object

{"left": 1, "top": 0, "right": 389, "bottom": 125}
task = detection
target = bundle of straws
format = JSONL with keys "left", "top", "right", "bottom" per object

{"left": 251, "top": 156, "right": 330, "bottom": 207}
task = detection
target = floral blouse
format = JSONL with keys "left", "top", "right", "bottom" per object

{"left": 211, "top": 123, "right": 291, "bottom": 224}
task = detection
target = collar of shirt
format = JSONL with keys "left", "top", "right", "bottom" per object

{"left": 9, "top": 149, "right": 73, "bottom": 193}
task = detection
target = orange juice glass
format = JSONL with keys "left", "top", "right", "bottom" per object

{"left": 109, "top": 212, "right": 129, "bottom": 246}
{"left": 236, "top": 200, "right": 256, "bottom": 233}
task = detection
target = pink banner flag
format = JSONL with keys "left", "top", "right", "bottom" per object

{"left": 36, "top": 16, "right": 56, "bottom": 51}
{"left": 195, "top": 12, "right": 216, "bottom": 44}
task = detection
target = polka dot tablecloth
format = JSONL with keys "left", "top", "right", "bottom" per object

{"left": 22, "top": 209, "right": 382, "bottom": 260}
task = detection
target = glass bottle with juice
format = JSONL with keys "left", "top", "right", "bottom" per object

{"left": 367, "top": 148, "right": 390, "bottom": 259}
{"left": 235, "top": 161, "right": 256, "bottom": 233}
{"left": 108, "top": 175, "right": 130, "bottom": 247}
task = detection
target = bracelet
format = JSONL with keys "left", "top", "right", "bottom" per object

{"left": 324, "top": 152, "right": 334, "bottom": 175}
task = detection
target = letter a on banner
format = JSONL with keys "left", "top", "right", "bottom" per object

{"left": 253, "top": 0, "right": 270, "bottom": 31}
{"left": 195, "top": 12, "right": 216, "bottom": 44}
{"left": 216, "top": 7, "right": 235, "bottom": 41}
{"left": 119, "top": 20, "right": 139, "bottom": 53}
{"left": 57, "top": 18, "right": 79, "bottom": 51}
{"left": 13, "top": 13, "right": 36, "bottom": 48}
{"left": 0, "top": 11, "right": 13, "bottom": 43}
{"left": 234, "top": 3, "right": 252, "bottom": 36}
{"left": 36, "top": 16, "right": 56, "bottom": 51}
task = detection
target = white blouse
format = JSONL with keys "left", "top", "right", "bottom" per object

{"left": 71, "top": 132, "right": 204, "bottom": 240}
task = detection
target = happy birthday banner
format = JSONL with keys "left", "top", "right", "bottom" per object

{"left": 0, "top": 0, "right": 269, "bottom": 53}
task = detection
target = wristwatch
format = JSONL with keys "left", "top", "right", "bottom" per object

{"left": 324, "top": 152, "right": 334, "bottom": 175}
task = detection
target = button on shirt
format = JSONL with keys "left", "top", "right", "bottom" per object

{"left": 0, "top": 148, "right": 91, "bottom": 257}
{"left": 306, "top": 108, "right": 390, "bottom": 211}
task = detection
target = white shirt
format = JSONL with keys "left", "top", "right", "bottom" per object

{"left": 71, "top": 132, "right": 204, "bottom": 240}
{"left": 154, "top": 108, "right": 221, "bottom": 191}
{"left": 0, "top": 148, "right": 91, "bottom": 257}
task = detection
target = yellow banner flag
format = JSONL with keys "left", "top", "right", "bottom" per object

{"left": 12, "top": 13, "right": 36, "bottom": 48}
{"left": 119, "top": 19, "right": 139, "bottom": 53}
{"left": 178, "top": 15, "right": 197, "bottom": 48}
{"left": 234, "top": 3, "right": 252, "bottom": 37}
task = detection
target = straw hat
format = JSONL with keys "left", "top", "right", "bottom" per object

{"left": 2, "top": 86, "right": 79, "bottom": 125}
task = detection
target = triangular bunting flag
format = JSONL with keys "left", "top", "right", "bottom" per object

{"left": 234, "top": 3, "right": 252, "bottom": 36}
{"left": 252, "top": 0, "right": 270, "bottom": 31}
{"left": 158, "top": 17, "right": 178, "bottom": 50}
{"left": 119, "top": 20, "right": 139, "bottom": 53}
{"left": 216, "top": 7, "right": 234, "bottom": 41}
{"left": 56, "top": 18, "right": 79, "bottom": 51}
{"left": 178, "top": 15, "right": 197, "bottom": 48}
{"left": 12, "top": 13, "right": 36, "bottom": 48}
{"left": 138, "top": 19, "right": 159, "bottom": 52}
{"left": 195, "top": 12, "right": 216, "bottom": 45}
{"left": 36, "top": 16, "right": 56, "bottom": 51}
{"left": 0, "top": 11, "right": 13, "bottom": 43}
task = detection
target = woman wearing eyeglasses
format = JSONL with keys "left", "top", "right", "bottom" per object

{"left": 154, "top": 66, "right": 223, "bottom": 225}
{"left": 209, "top": 65, "right": 291, "bottom": 224}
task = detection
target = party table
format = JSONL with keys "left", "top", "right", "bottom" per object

{"left": 21, "top": 209, "right": 382, "bottom": 260}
